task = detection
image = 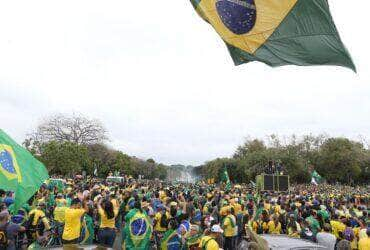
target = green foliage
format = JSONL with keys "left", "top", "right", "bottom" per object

{"left": 38, "top": 141, "right": 90, "bottom": 176}
{"left": 317, "top": 138, "right": 363, "bottom": 184}
{"left": 196, "top": 134, "right": 369, "bottom": 185}
{"left": 29, "top": 141, "right": 168, "bottom": 179}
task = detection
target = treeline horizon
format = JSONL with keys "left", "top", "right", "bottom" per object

{"left": 22, "top": 114, "right": 370, "bottom": 184}
{"left": 193, "top": 134, "right": 370, "bottom": 185}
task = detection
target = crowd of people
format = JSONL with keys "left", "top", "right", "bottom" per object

{"left": 0, "top": 177, "right": 369, "bottom": 250}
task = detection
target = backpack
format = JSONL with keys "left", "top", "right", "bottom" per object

{"left": 0, "top": 223, "right": 9, "bottom": 249}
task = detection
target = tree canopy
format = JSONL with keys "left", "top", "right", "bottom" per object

{"left": 194, "top": 134, "right": 370, "bottom": 185}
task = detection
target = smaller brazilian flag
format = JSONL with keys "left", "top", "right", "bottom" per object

{"left": 220, "top": 167, "right": 231, "bottom": 191}
{"left": 191, "top": 0, "right": 355, "bottom": 71}
{"left": 80, "top": 214, "right": 94, "bottom": 245}
{"left": 160, "top": 229, "right": 181, "bottom": 250}
{"left": 0, "top": 129, "right": 49, "bottom": 210}
{"left": 311, "top": 170, "right": 323, "bottom": 185}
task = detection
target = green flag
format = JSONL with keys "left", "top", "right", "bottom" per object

{"left": 0, "top": 129, "right": 49, "bottom": 210}
{"left": 191, "top": 0, "right": 355, "bottom": 71}
{"left": 311, "top": 170, "right": 323, "bottom": 185}
{"left": 220, "top": 167, "right": 231, "bottom": 191}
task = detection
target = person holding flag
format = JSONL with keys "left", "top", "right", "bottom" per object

{"left": 220, "top": 167, "right": 231, "bottom": 192}
{"left": 222, "top": 206, "right": 238, "bottom": 250}
{"left": 123, "top": 200, "right": 152, "bottom": 250}
{"left": 311, "top": 170, "right": 323, "bottom": 186}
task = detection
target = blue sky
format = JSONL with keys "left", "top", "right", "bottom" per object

{"left": 0, "top": 1, "right": 369, "bottom": 165}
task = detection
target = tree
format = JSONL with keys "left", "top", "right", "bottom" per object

{"left": 233, "top": 139, "right": 266, "bottom": 159}
{"left": 38, "top": 141, "right": 90, "bottom": 176}
{"left": 29, "top": 114, "right": 108, "bottom": 146}
{"left": 87, "top": 144, "right": 133, "bottom": 176}
{"left": 317, "top": 138, "right": 363, "bottom": 184}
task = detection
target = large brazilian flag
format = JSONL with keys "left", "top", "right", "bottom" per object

{"left": 0, "top": 129, "right": 49, "bottom": 210}
{"left": 191, "top": 0, "right": 355, "bottom": 71}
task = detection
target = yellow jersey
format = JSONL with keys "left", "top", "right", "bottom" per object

{"left": 154, "top": 211, "right": 170, "bottom": 232}
{"left": 28, "top": 209, "right": 50, "bottom": 231}
{"left": 222, "top": 214, "right": 237, "bottom": 237}
{"left": 62, "top": 208, "right": 85, "bottom": 241}
{"left": 358, "top": 237, "right": 370, "bottom": 250}
{"left": 199, "top": 236, "right": 219, "bottom": 250}
{"left": 267, "top": 221, "right": 282, "bottom": 234}
{"left": 99, "top": 208, "right": 117, "bottom": 229}
{"left": 54, "top": 206, "right": 67, "bottom": 223}
{"left": 330, "top": 220, "right": 346, "bottom": 239}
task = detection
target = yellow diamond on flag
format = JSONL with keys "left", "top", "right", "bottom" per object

{"left": 198, "top": 0, "right": 297, "bottom": 53}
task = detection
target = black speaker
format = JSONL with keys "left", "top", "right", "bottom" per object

{"left": 259, "top": 174, "right": 289, "bottom": 191}
{"left": 278, "top": 175, "right": 289, "bottom": 191}
{"left": 263, "top": 175, "right": 274, "bottom": 190}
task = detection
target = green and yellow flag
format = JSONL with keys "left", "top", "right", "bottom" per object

{"left": 191, "top": 0, "right": 355, "bottom": 70}
{"left": 0, "top": 129, "right": 49, "bottom": 210}
{"left": 220, "top": 167, "right": 231, "bottom": 191}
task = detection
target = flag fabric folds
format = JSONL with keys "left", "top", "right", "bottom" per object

{"left": 190, "top": 0, "right": 355, "bottom": 71}
{"left": 0, "top": 129, "right": 49, "bottom": 210}
{"left": 311, "top": 170, "right": 323, "bottom": 185}
{"left": 220, "top": 167, "right": 231, "bottom": 191}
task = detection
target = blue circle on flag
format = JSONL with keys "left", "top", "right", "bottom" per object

{"left": 0, "top": 150, "right": 16, "bottom": 174}
{"left": 131, "top": 218, "right": 147, "bottom": 236}
{"left": 216, "top": 0, "right": 257, "bottom": 35}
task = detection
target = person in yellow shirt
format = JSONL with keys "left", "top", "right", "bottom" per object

{"left": 222, "top": 208, "right": 237, "bottom": 250}
{"left": 53, "top": 194, "right": 68, "bottom": 245}
{"left": 55, "top": 193, "right": 67, "bottom": 208}
{"left": 62, "top": 198, "right": 87, "bottom": 244}
{"left": 267, "top": 215, "right": 282, "bottom": 234}
{"left": 358, "top": 229, "right": 370, "bottom": 250}
{"left": 28, "top": 202, "right": 51, "bottom": 243}
{"left": 153, "top": 206, "right": 170, "bottom": 233}
{"left": 97, "top": 199, "right": 118, "bottom": 247}
{"left": 330, "top": 216, "right": 346, "bottom": 239}
{"left": 220, "top": 201, "right": 230, "bottom": 217}
{"left": 264, "top": 200, "right": 271, "bottom": 212}
{"left": 287, "top": 214, "right": 301, "bottom": 238}
{"left": 199, "top": 224, "right": 223, "bottom": 250}
{"left": 231, "top": 199, "right": 242, "bottom": 215}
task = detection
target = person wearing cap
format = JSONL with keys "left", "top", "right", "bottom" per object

{"left": 199, "top": 224, "right": 223, "bottom": 250}
{"left": 62, "top": 198, "right": 88, "bottom": 244}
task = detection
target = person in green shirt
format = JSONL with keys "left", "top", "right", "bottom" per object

{"left": 306, "top": 211, "right": 321, "bottom": 236}
{"left": 317, "top": 205, "right": 330, "bottom": 221}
